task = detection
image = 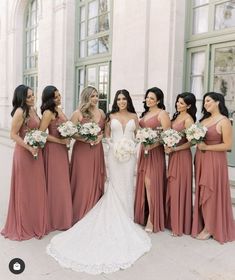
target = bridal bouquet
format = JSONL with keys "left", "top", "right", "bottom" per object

{"left": 113, "top": 138, "right": 136, "bottom": 162}
{"left": 24, "top": 129, "right": 48, "bottom": 159}
{"left": 185, "top": 123, "right": 207, "bottom": 145}
{"left": 57, "top": 121, "right": 78, "bottom": 149}
{"left": 77, "top": 122, "right": 101, "bottom": 145}
{"left": 160, "top": 128, "right": 182, "bottom": 148}
{"left": 136, "top": 127, "right": 161, "bottom": 156}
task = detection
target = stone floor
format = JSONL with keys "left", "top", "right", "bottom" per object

{"left": 1, "top": 142, "right": 235, "bottom": 280}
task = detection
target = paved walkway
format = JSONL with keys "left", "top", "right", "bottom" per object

{"left": 1, "top": 142, "right": 235, "bottom": 280}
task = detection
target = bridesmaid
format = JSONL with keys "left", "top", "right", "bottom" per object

{"left": 191, "top": 92, "right": 235, "bottom": 243}
{"left": 1, "top": 85, "right": 47, "bottom": 240}
{"left": 70, "top": 86, "right": 105, "bottom": 224}
{"left": 134, "top": 87, "right": 171, "bottom": 233}
{"left": 40, "top": 85, "right": 72, "bottom": 232}
{"left": 165, "top": 92, "right": 196, "bottom": 236}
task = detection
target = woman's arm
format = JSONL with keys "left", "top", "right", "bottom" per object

{"left": 159, "top": 110, "right": 171, "bottom": 130}
{"left": 10, "top": 108, "right": 37, "bottom": 156}
{"left": 197, "top": 118, "right": 232, "bottom": 152}
{"left": 165, "top": 117, "right": 194, "bottom": 154}
{"left": 145, "top": 110, "right": 171, "bottom": 151}
{"left": 70, "top": 110, "right": 90, "bottom": 142}
{"left": 40, "top": 110, "right": 68, "bottom": 145}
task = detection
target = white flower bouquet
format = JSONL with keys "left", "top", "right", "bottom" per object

{"left": 113, "top": 138, "right": 136, "bottom": 162}
{"left": 160, "top": 128, "right": 182, "bottom": 147}
{"left": 77, "top": 122, "right": 101, "bottom": 146}
{"left": 57, "top": 121, "right": 78, "bottom": 138}
{"left": 57, "top": 121, "right": 78, "bottom": 149}
{"left": 136, "top": 127, "right": 161, "bottom": 156}
{"left": 24, "top": 129, "right": 48, "bottom": 159}
{"left": 185, "top": 123, "right": 207, "bottom": 145}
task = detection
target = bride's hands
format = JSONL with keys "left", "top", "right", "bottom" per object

{"left": 105, "top": 137, "right": 113, "bottom": 148}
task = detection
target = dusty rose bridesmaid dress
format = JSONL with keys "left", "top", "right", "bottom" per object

{"left": 1, "top": 116, "right": 48, "bottom": 240}
{"left": 43, "top": 115, "right": 73, "bottom": 232}
{"left": 191, "top": 120, "right": 235, "bottom": 243}
{"left": 70, "top": 117, "right": 105, "bottom": 224}
{"left": 165, "top": 121, "right": 192, "bottom": 235}
{"left": 134, "top": 114, "right": 166, "bottom": 233}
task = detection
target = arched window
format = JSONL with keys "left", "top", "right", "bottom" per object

{"left": 75, "top": 0, "right": 112, "bottom": 113}
{"left": 24, "top": 0, "right": 39, "bottom": 100}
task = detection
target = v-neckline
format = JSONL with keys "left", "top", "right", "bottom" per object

{"left": 112, "top": 118, "right": 134, "bottom": 134}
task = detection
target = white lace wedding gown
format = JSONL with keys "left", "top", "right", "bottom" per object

{"left": 47, "top": 118, "right": 151, "bottom": 274}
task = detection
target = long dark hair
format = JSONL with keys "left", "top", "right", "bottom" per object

{"left": 200, "top": 92, "right": 229, "bottom": 121}
{"left": 141, "top": 87, "right": 165, "bottom": 118}
{"left": 106, "top": 89, "right": 136, "bottom": 121}
{"left": 171, "top": 92, "right": 197, "bottom": 122}
{"left": 11, "top": 84, "right": 31, "bottom": 117}
{"left": 40, "top": 85, "right": 58, "bottom": 117}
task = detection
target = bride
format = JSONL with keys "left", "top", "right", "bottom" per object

{"left": 47, "top": 89, "right": 151, "bottom": 274}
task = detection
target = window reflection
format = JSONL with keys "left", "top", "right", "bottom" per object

{"left": 214, "top": 1, "right": 235, "bottom": 30}
{"left": 193, "top": 5, "right": 209, "bottom": 34}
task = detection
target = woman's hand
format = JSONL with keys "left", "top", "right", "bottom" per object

{"left": 59, "top": 138, "right": 71, "bottom": 146}
{"left": 197, "top": 141, "right": 207, "bottom": 151}
{"left": 142, "top": 142, "right": 159, "bottom": 151}
{"left": 28, "top": 146, "right": 38, "bottom": 157}
{"left": 164, "top": 146, "right": 174, "bottom": 154}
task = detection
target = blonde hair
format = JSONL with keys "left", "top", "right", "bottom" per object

{"left": 79, "top": 86, "right": 98, "bottom": 119}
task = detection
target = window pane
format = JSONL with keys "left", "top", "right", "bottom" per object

{"left": 88, "top": 18, "right": 98, "bottom": 35}
{"left": 25, "top": 0, "right": 38, "bottom": 71}
{"left": 214, "top": 1, "right": 235, "bottom": 30}
{"left": 193, "top": 0, "right": 208, "bottom": 6}
{"left": 99, "top": 0, "right": 109, "bottom": 13}
{"left": 80, "top": 22, "right": 85, "bottom": 39}
{"left": 88, "top": 1, "right": 98, "bottom": 19}
{"left": 99, "top": 14, "right": 109, "bottom": 32}
{"left": 99, "top": 35, "right": 109, "bottom": 53}
{"left": 79, "top": 69, "right": 84, "bottom": 85}
{"left": 35, "top": 55, "right": 38, "bottom": 68}
{"left": 79, "top": 41, "right": 85, "bottom": 57}
{"left": 26, "top": 31, "right": 30, "bottom": 43}
{"left": 31, "top": 29, "right": 36, "bottom": 41}
{"left": 213, "top": 46, "right": 235, "bottom": 106}
{"left": 30, "top": 56, "right": 35, "bottom": 68}
{"left": 190, "top": 51, "right": 205, "bottom": 99}
{"left": 35, "top": 39, "right": 38, "bottom": 51}
{"left": 30, "top": 41, "right": 35, "bottom": 53}
{"left": 87, "top": 67, "right": 96, "bottom": 85}
{"left": 99, "top": 65, "right": 108, "bottom": 84}
{"left": 88, "top": 39, "right": 98, "bottom": 55}
{"left": 98, "top": 100, "right": 107, "bottom": 113}
{"left": 26, "top": 57, "right": 30, "bottom": 69}
{"left": 78, "top": 69, "right": 85, "bottom": 100}
{"left": 193, "top": 6, "right": 208, "bottom": 34}
{"left": 214, "top": 47, "right": 235, "bottom": 73}
{"left": 31, "top": 11, "right": 36, "bottom": 26}
{"left": 80, "top": 6, "right": 85, "bottom": 22}
{"left": 26, "top": 13, "right": 30, "bottom": 28}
